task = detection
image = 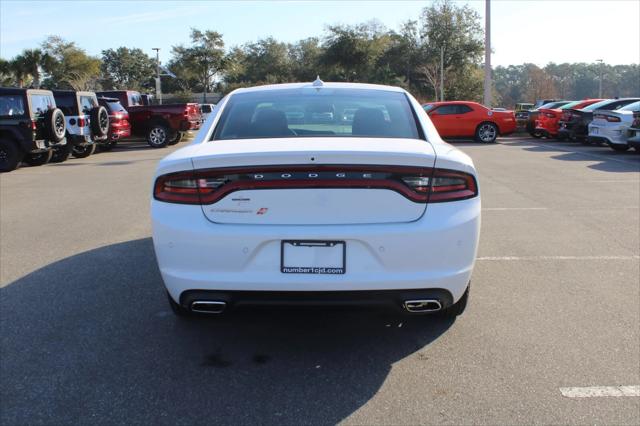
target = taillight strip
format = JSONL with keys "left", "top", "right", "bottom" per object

{"left": 153, "top": 165, "right": 478, "bottom": 205}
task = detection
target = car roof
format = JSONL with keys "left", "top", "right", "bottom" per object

{"left": 0, "top": 87, "right": 53, "bottom": 95}
{"left": 231, "top": 81, "right": 407, "bottom": 95}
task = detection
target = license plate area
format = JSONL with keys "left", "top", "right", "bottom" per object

{"left": 281, "top": 240, "right": 346, "bottom": 274}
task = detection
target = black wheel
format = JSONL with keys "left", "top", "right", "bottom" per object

{"left": 72, "top": 143, "right": 97, "bottom": 159}
{"left": 168, "top": 132, "right": 183, "bottom": 146}
{"left": 440, "top": 284, "right": 470, "bottom": 317}
{"left": 90, "top": 106, "right": 109, "bottom": 138}
{"left": 98, "top": 141, "right": 117, "bottom": 152}
{"left": 167, "top": 292, "right": 192, "bottom": 317}
{"left": 44, "top": 108, "right": 66, "bottom": 142}
{"left": 50, "top": 140, "right": 72, "bottom": 163}
{"left": 475, "top": 122, "right": 498, "bottom": 143}
{"left": 23, "top": 150, "right": 53, "bottom": 167}
{"left": 147, "top": 124, "right": 169, "bottom": 148}
{"left": 610, "top": 144, "right": 630, "bottom": 152}
{"left": 0, "top": 139, "right": 23, "bottom": 173}
{"left": 531, "top": 131, "right": 542, "bottom": 138}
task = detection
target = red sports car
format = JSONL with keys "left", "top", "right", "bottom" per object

{"left": 422, "top": 101, "right": 516, "bottom": 143}
{"left": 534, "top": 99, "right": 603, "bottom": 138}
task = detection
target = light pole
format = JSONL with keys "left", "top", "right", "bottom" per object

{"left": 152, "top": 48, "right": 162, "bottom": 105}
{"left": 596, "top": 59, "right": 603, "bottom": 98}
{"left": 483, "top": 0, "right": 492, "bottom": 107}
{"left": 440, "top": 45, "right": 444, "bottom": 102}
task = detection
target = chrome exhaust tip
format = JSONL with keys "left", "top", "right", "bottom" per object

{"left": 191, "top": 300, "right": 226, "bottom": 314}
{"left": 403, "top": 299, "right": 442, "bottom": 313}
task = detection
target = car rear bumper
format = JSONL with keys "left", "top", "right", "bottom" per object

{"left": 180, "top": 119, "right": 201, "bottom": 131}
{"left": 109, "top": 128, "right": 131, "bottom": 141}
{"left": 152, "top": 197, "right": 481, "bottom": 305}
{"left": 178, "top": 288, "right": 456, "bottom": 313}
{"left": 588, "top": 124, "right": 629, "bottom": 145}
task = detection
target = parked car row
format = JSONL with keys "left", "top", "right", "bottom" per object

{"left": 526, "top": 97, "right": 640, "bottom": 152}
{"left": 422, "top": 101, "right": 517, "bottom": 143}
{"left": 0, "top": 87, "right": 205, "bottom": 172}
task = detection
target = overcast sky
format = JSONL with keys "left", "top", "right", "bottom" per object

{"left": 1, "top": 0, "right": 638, "bottom": 67}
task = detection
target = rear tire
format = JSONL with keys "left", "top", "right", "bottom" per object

{"left": 147, "top": 124, "right": 169, "bottom": 148}
{"left": 440, "top": 285, "right": 469, "bottom": 317}
{"left": 475, "top": 122, "right": 498, "bottom": 143}
{"left": 610, "top": 144, "right": 630, "bottom": 152}
{"left": 0, "top": 139, "right": 22, "bottom": 172}
{"left": 168, "top": 132, "right": 183, "bottom": 146}
{"left": 98, "top": 141, "right": 117, "bottom": 152}
{"left": 23, "top": 149, "right": 53, "bottom": 167}
{"left": 50, "top": 141, "right": 72, "bottom": 163}
{"left": 72, "top": 143, "right": 97, "bottom": 158}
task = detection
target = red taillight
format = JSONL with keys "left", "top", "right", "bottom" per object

{"left": 77, "top": 117, "right": 86, "bottom": 127}
{"left": 594, "top": 114, "right": 621, "bottom": 122}
{"left": 426, "top": 170, "right": 478, "bottom": 202}
{"left": 153, "top": 166, "right": 478, "bottom": 205}
{"left": 31, "top": 120, "right": 37, "bottom": 131}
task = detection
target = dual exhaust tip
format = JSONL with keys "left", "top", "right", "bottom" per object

{"left": 403, "top": 299, "right": 442, "bottom": 313}
{"left": 190, "top": 299, "right": 442, "bottom": 314}
{"left": 191, "top": 300, "right": 226, "bottom": 314}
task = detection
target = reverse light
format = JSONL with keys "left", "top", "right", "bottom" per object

{"left": 154, "top": 166, "right": 478, "bottom": 205}
{"left": 543, "top": 112, "right": 556, "bottom": 118}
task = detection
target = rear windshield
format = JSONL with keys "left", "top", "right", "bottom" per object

{"left": 54, "top": 94, "right": 78, "bottom": 115}
{"left": 582, "top": 100, "right": 616, "bottom": 111}
{"left": 212, "top": 88, "right": 420, "bottom": 140}
{"left": 101, "top": 99, "right": 127, "bottom": 113}
{"left": 30, "top": 93, "right": 57, "bottom": 117}
{"left": 559, "top": 101, "right": 581, "bottom": 109}
{"left": 619, "top": 101, "right": 640, "bottom": 112}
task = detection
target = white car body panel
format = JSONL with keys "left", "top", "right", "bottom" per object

{"left": 151, "top": 82, "right": 481, "bottom": 310}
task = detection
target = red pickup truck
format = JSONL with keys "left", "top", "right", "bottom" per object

{"left": 96, "top": 90, "right": 202, "bottom": 148}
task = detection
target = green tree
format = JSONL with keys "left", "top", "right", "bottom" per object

{"left": 10, "top": 49, "right": 54, "bottom": 88}
{"left": 417, "top": 0, "right": 484, "bottom": 100}
{"left": 171, "top": 28, "right": 226, "bottom": 102}
{"left": 101, "top": 47, "right": 156, "bottom": 90}
{"left": 41, "top": 36, "right": 101, "bottom": 90}
{"left": 322, "top": 20, "right": 391, "bottom": 82}
{"left": 0, "top": 58, "right": 14, "bottom": 86}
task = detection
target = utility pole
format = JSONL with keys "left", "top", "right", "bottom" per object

{"left": 152, "top": 48, "right": 162, "bottom": 105}
{"left": 596, "top": 59, "right": 603, "bottom": 98}
{"left": 483, "top": 0, "right": 492, "bottom": 107}
{"left": 440, "top": 46, "right": 444, "bottom": 102}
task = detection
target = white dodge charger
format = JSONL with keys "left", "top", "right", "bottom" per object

{"left": 151, "top": 80, "right": 481, "bottom": 317}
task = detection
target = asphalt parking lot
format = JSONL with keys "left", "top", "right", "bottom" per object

{"left": 1, "top": 137, "right": 639, "bottom": 425}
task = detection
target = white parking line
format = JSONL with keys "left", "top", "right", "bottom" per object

{"left": 477, "top": 255, "right": 640, "bottom": 261}
{"left": 560, "top": 386, "right": 640, "bottom": 398}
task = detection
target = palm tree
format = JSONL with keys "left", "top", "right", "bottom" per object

{"left": 0, "top": 58, "right": 14, "bottom": 86}
{"left": 11, "top": 49, "right": 53, "bottom": 88}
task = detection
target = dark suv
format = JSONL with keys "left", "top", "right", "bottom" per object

{"left": 51, "top": 90, "right": 109, "bottom": 160}
{"left": 0, "top": 87, "right": 67, "bottom": 172}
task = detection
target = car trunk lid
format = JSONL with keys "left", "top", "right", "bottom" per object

{"left": 191, "top": 137, "right": 436, "bottom": 225}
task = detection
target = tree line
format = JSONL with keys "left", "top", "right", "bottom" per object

{"left": 1, "top": 0, "right": 638, "bottom": 107}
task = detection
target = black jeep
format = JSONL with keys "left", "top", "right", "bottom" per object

{"left": 0, "top": 87, "right": 67, "bottom": 172}
{"left": 51, "top": 90, "right": 109, "bottom": 160}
